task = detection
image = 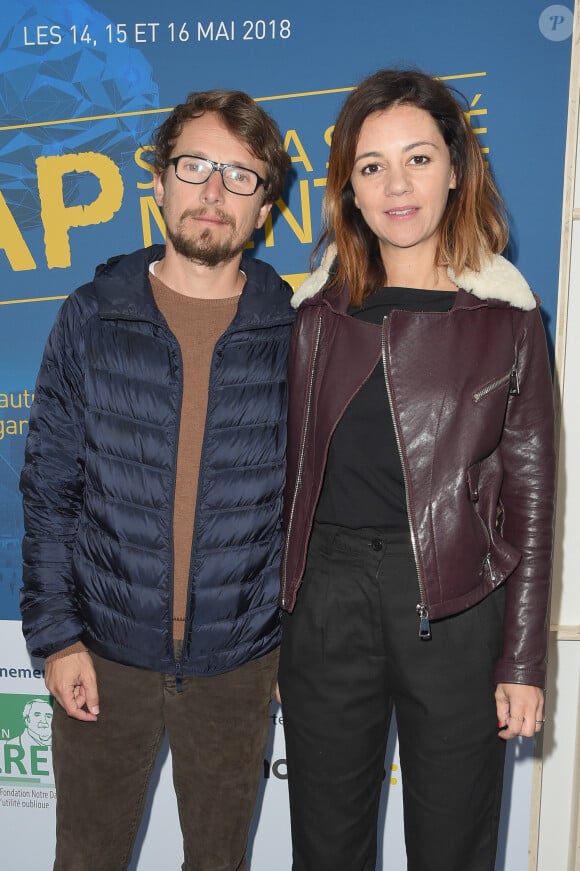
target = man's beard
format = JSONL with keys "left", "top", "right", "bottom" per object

{"left": 166, "top": 208, "right": 246, "bottom": 268}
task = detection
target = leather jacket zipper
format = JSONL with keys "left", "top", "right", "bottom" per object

{"left": 381, "top": 316, "right": 431, "bottom": 640}
{"left": 281, "top": 314, "right": 323, "bottom": 609}
{"left": 483, "top": 553, "right": 496, "bottom": 583}
{"left": 472, "top": 362, "right": 519, "bottom": 589}
{"left": 473, "top": 365, "right": 519, "bottom": 403}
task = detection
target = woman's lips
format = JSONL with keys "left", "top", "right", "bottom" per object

{"left": 385, "top": 206, "right": 417, "bottom": 217}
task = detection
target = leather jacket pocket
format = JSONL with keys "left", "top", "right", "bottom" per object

{"left": 472, "top": 365, "right": 519, "bottom": 404}
{"left": 466, "top": 462, "right": 492, "bottom": 568}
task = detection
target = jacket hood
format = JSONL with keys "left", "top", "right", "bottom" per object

{"left": 291, "top": 243, "right": 536, "bottom": 311}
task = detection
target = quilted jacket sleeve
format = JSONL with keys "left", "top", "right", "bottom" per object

{"left": 19, "top": 292, "right": 88, "bottom": 658}
{"left": 494, "top": 306, "right": 556, "bottom": 688}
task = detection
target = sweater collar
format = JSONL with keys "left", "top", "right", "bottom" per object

{"left": 291, "top": 243, "right": 536, "bottom": 312}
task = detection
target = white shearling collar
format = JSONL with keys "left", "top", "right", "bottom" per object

{"left": 291, "top": 243, "right": 536, "bottom": 311}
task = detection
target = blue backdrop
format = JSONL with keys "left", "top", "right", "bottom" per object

{"left": 0, "top": 2, "right": 574, "bottom": 866}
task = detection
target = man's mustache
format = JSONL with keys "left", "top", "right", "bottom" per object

{"left": 180, "top": 208, "right": 236, "bottom": 228}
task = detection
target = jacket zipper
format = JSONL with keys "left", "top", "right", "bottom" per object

{"left": 166, "top": 330, "right": 185, "bottom": 692}
{"left": 473, "top": 362, "right": 519, "bottom": 587}
{"left": 281, "top": 314, "right": 323, "bottom": 609}
{"left": 483, "top": 553, "right": 496, "bottom": 584}
{"left": 381, "top": 316, "right": 431, "bottom": 640}
{"left": 473, "top": 365, "right": 519, "bottom": 403}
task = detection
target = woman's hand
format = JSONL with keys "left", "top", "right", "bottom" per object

{"left": 495, "top": 683, "right": 544, "bottom": 740}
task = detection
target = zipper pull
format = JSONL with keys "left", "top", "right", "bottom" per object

{"left": 508, "top": 367, "right": 520, "bottom": 395}
{"left": 483, "top": 553, "right": 496, "bottom": 584}
{"left": 416, "top": 604, "right": 431, "bottom": 641}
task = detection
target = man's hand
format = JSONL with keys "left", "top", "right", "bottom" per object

{"left": 46, "top": 652, "right": 100, "bottom": 721}
{"left": 495, "top": 683, "right": 544, "bottom": 740}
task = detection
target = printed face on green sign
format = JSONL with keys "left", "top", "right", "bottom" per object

{"left": 0, "top": 694, "right": 54, "bottom": 785}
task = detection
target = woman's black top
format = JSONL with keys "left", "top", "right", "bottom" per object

{"left": 314, "top": 286, "right": 456, "bottom": 530}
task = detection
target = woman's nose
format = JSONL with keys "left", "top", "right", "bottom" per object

{"left": 384, "top": 166, "right": 412, "bottom": 196}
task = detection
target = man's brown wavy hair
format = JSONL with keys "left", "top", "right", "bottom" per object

{"left": 317, "top": 69, "right": 509, "bottom": 305}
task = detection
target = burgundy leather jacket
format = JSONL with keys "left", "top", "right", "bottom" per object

{"left": 281, "top": 250, "right": 555, "bottom": 688}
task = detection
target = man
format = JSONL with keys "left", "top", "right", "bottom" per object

{"left": 19, "top": 89, "right": 293, "bottom": 871}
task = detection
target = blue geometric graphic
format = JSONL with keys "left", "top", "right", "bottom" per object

{"left": 0, "top": 0, "right": 159, "bottom": 229}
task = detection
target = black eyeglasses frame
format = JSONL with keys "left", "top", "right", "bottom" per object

{"left": 167, "top": 155, "right": 267, "bottom": 196}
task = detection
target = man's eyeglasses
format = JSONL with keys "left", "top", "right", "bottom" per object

{"left": 167, "top": 155, "right": 266, "bottom": 196}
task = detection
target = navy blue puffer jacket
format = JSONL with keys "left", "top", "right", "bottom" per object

{"left": 20, "top": 245, "right": 295, "bottom": 675}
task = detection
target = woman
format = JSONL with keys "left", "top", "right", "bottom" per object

{"left": 278, "top": 69, "right": 555, "bottom": 871}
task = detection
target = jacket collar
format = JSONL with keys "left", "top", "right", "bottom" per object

{"left": 95, "top": 245, "right": 166, "bottom": 322}
{"left": 291, "top": 243, "right": 536, "bottom": 312}
{"left": 94, "top": 246, "right": 294, "bottom": 328}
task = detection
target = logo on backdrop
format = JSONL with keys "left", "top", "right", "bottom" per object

{"left": 0, "top": 694, "right": 55, "bottom": 795}
{"left": 539, "top": 4, "right": 574, "bottom": 41}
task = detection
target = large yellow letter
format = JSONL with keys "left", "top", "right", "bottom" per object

{"left": 264, "top": 180, "right": 312, "bottom": 247}
{"left": 0, "top": 192, "right": 36, "bottom": 271}
{"left": 135, "top": 145, "right": 155, "bottom": 189}
{"left": 139, "top": 195, "right": 166, "bottom": 246}
{"left": 37, "top": 153, "right": 124, "bottom": 268}
{"left": 283, "top": 130, "right": 313, "bottom": 172}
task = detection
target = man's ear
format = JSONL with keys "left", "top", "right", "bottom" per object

{"left": 153, "top": 171, "right": 165, "bottom": 207}
{"left": 254, "top": 199, "right": 273, "bottom": 230}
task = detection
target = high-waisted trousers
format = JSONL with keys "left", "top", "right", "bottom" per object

{"left": 278, "top": 523, "right": 506, "bottom": 871}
